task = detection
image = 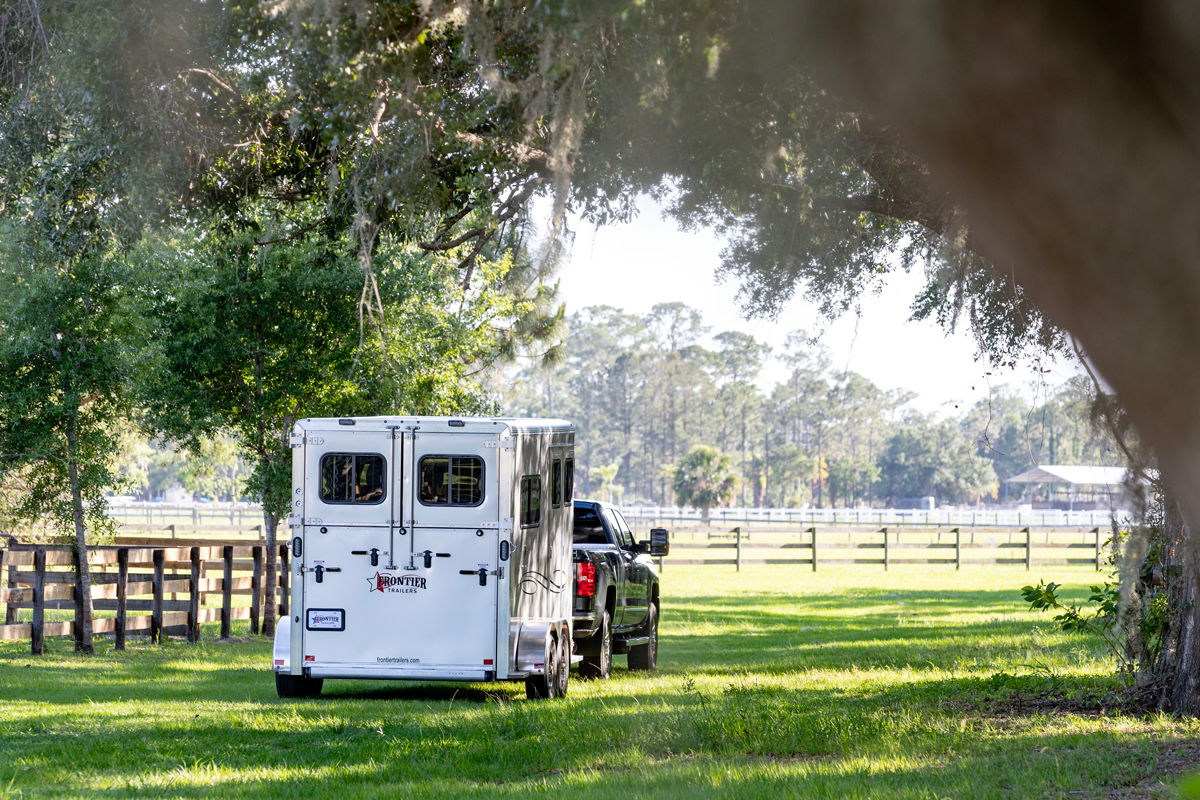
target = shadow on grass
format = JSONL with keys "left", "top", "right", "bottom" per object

{"left": 0, "top": 668, "right": 1169, "bottom": 800}
{"left": 0, "top": 583, "right": 1171, "bottom": 799}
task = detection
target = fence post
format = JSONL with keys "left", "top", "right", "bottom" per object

{"left": 221, "top": 546, "right": 233, "bottom": 640}
{"left": 251, "top": 545, "right": 263, "bottom": 635}
{"left": 1093, "top": 527, "right": 1102, "bottom": 571}
{"left": 5, "top": 556, "right": 15, "bottom": 624}
{"left": 882, "top": 527, "right": 889, "bottom": 571}
{"left": 809, "top": 527, "right": 817, "bottom": 572}
{"left": 1024, "top": 527, "right": 1032, "bottom": 571}
{"left": 188, "top": 547, "right": 201, "bottom": 642}
{"left": 151, "top": 549, "right": 164, "bottom": 643}
{"left": 32, "top": 549, "right": 45, "bottom": 656}
{"left": 735, "top": 527, "right": 742, "bottom": 572}
{"left": 168, "top": 523, "right": 176, "bottom": 539}
{"left": 954, "top": 528, "right": 961, "bottom": 571}
{"left": 116, "top": 548, "right": 128, "bottom": 651}
{"left": 279, "top": 545, "right": 290, "bottom": 617}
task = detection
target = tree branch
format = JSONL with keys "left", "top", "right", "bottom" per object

{"left": 419, "top": 227, "right": 486, "bottom": 252}
{"left": 255, "top": 217, "right": 327, "bottom": 247}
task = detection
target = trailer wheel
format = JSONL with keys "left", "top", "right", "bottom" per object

{"left": 555, "top": 630, "right": 570, "bottom": 697}
{"left": 628, "top": 603, "right": 658, "bottom": 671}
{"left": 276, "top": 673, "right": 323, "bottom": 698}
{"left": 580, "top": 610, "right": 612, "bottom": 680}
{"left": 525, "top": 630, "right": 559, "bottom": 700}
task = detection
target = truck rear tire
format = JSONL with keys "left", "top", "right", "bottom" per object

{"left": 580, "top": 610, "right": 612, "bottom": 680}
{"left": 276, "top": 673, "right": 323, "bottom": 698}
{"left": 628, "top": 603, "right": 658, "bottom": 671}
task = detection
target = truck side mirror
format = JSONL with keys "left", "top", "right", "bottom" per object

{"left": 649, "top": 528, "right": 669, "bottom": 557}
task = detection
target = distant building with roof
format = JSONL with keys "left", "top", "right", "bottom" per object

{"left": 1004, "top": 465, "right": 1129, "bottom": 510}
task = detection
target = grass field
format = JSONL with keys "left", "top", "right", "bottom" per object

{"left": 2, "top": 564, "right": 1199, "bottom": 799}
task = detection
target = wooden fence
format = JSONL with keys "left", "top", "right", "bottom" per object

{"left": 657, "top": 526, "right": 1109, "bottom": 571}
{"left": 0, "top": 541, "right": 288, "bottom": 654}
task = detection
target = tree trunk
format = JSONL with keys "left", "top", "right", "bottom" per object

{"left": 781, "top": 0, "right": 1200, "bottom": 537}
{"left": 262, "top": 507, "right": 278, "bottom": 638}
{"left": 65, "top": 417, "right": 94, "bottom": 654}
{"left": 1150, "top": 493, "right": 1200, "bottom": 713}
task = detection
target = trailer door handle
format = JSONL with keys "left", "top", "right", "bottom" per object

{"left": 351, "top": 549, "right": 382, "bottom": 566}
{"left": 313, "top": 565, "right": 341, "bottom": 583}
{"left": 460, "top": 568, "right": 489, "bottom": 586}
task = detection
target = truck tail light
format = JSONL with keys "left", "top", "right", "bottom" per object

{"left": 576, "top": 562, "right": 596, "bottom": 597}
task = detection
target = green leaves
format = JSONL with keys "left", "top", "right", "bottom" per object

{"left": 1021, "top": 577, "right": 1133, "bottom": 676}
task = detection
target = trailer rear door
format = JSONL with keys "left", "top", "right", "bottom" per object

{"left": 401, "top": 430, "right": 500, "bottom": 669}
{"left": 301, "top": 427, "right": 399, "bottom": 665}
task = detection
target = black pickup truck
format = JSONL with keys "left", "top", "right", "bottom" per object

{"left": 570, "top": 500, "right": 669, "bottom": 679}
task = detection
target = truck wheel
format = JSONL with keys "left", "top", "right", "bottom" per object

{"left": 525, "top": 631, "right": 559, "bottom": 700}
{"left": 555, "top": 630, "right": 570, "bottom": 697}
{"left": 276, "top": 673, "right": 323, "bottom": 698}
{"left": 580, "top": 611, "right": 612, "bottom": 680}
{"left": 628, "top": 603, "right": 658, "bottom": 671}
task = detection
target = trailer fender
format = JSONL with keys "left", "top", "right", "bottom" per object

{"left": 272, "top": 616, "right": 292, "bottom": 673}
{"left": 515, "top": 619, "right": 570, "bottom": 675}
{"left": 516, "top": 622, "right": 553, "bottom": 675}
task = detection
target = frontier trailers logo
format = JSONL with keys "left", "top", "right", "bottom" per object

{"left": 368, "top": 572, "right": 426, "bottom": 594}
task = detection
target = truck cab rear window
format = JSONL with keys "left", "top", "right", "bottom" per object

{"left": 572, "top": 506, "right": 609, "bottom": 545}
{"left": 419, "top": 456, "right": 484, "bottom": 506}
{"left": 320, "top": 454, "right": 386, "bottom": 504}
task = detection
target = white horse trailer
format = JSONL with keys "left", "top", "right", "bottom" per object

{"left": 272, "top": 416, "right": 577, "bottom": 699}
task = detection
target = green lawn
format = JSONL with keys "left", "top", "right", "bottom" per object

{"left": 2, "top": 565, "right": 1198, "bottom": 799}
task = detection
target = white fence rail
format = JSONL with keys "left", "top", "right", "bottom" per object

{"left": 617, "top": 505, "right": 1128, "bottom": 528}
{"left": 105, "top": 502, "right": 1127, "bottom": 531}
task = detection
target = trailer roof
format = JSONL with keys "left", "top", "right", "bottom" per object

{"left": 295, "top": 416, "right": 573, "bottom": 435}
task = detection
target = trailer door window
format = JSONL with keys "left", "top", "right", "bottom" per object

{"left": 520, "top": 475, "right": 541, "bottom": 527}
{"left": 564, "top": 458, "right": 574, "bottom": 502}
{"left": 418, "top": 456, "right": 485, "bottom": 506}
{"left": 551, "top": 460, "right": 562, "bottom": 507}
{"left": 320, "top": 454, "right": 386, "bottom": 504}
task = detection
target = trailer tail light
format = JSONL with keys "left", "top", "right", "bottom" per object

{"left": 576, "top": 562, "right": 596, "bottom": 597}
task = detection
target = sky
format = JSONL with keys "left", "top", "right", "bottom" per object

{"left": 551, "top": 197, "right": 1084, "bottom": 414}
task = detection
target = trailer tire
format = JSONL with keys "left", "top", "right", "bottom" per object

{"left": 276, "top": 673, "right": 323, "bottom": 698}
{"left": 580, "top": 610, "right": 612, "bottom": 680}
{"left": 525, "top": 630, "right": 560, "bottom": 700}
{"left": 555, "top": 630, "right": 570, "bottom": 697}
{"left": 628, "top": 603, "right": 658, "bottom": 671}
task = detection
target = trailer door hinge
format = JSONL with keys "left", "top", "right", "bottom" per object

{"left": 499, "top": 518, "right": 514, "bottom": 535}
{"left": 481, "top": 440, "right": 514, "bottom": 451}
{"left": 289, "top": 433, "right": 304, "bottom": 448}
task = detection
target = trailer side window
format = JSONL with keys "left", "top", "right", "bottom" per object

{"left": 320, "top": 454, "right": 386, "bottom": 504}
{"left": 418, "top": 456, "right": 485, "bottom": 506}
{"left": 564, "top": 458, "right": 574, "bottom": 502}
{"left": 520, "top": 475, "right": 541, "bottom": 527}
{"left": 551, "top": 460, "right": 562, "bottom": 507}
